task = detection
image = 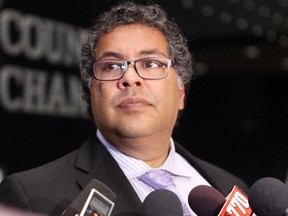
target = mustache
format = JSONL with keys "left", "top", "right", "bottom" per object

{"left": 112, "top": 90, "right": 154, "bottom": 107}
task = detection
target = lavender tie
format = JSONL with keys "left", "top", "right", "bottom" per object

{"left": 138, "top": 169, "right": 191, "bottom": 216}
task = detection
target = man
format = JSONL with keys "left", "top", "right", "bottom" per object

{"left": 0, "top": 2, "right": 248, "bottom": 216}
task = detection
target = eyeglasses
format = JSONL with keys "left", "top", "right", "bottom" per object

{"left": 92, "top": 57, "right": 174, "bottom": 81}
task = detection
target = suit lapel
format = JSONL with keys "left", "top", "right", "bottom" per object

{"left": 75, "top": 135, "right": 142, "bottom": 215}
{"left": 175, "top": 141, "right": 250, "bottom": 196}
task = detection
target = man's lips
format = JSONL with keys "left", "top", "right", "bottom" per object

{"left": 118, "top": 97, "right": 151, "bottom": 109}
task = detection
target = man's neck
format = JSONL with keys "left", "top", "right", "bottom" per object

{"left": 98, "top": 130, "right": 171, "bottom": 168}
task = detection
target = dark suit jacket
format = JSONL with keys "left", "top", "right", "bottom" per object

{"left": 0, "top": 135, "right": 248, "bottom": 215}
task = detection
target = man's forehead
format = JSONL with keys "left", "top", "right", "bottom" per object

{"left": 95, "top": 24, "right": 169, "bottom": 59}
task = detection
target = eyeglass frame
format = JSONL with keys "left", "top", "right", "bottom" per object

{"left": 91, "top": 57, "right": 175, "bottom": 81}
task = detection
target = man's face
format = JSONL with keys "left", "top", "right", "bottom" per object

{"left": 90, "top": 24, "right": 185, "bottom": 144}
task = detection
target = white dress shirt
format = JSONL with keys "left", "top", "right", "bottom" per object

{"left": 97, "top": 130, "right": 210, "bottom": 215}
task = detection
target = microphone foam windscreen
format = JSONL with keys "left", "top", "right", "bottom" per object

{"left": 141, "top": 189, "right": 183, "bottom": 216}
{"left": 248, "top": 177, "right": 288, "bottom": 216}
{"left": 188, "top": 185, "right": 226, "bottom": 216}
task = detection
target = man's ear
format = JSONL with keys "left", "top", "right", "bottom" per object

{"left": 178, "top": 86, "right": 185, "bottom": 110}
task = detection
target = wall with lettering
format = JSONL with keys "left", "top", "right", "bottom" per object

{"left": 0, "top": 9, "right": 87, "bottom": 116}
{"left": 0, "top": 0, "right": 102, "bottom": 176}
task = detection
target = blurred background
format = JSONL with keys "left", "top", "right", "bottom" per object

{"left": 0, "top": 0, "right": 287, "bottom": 187}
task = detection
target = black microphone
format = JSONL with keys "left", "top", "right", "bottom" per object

{"left": 61, "top": 179, "right": 116, "bottom": 216}
{"left": 188, "top": 185, "right": 226, "bottom": 216}
{"left": 189, "top": 185, "right": 254, "bottom": 216}
{"left": 248, "top": 177, "right": 288, "bottom": 216}
{"left": 141, "top": 189, "right": 183, "bottom": 216}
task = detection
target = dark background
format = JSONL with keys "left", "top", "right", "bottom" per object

{"left": 0, "top": 0, "right": 287, "bottom": 187}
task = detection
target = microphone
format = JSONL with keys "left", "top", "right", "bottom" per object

{"left": 248, "top": 177, "right": 288, "bottom": 216}
{"left": 141, "top": 189, "right": 183, "bottom": 216}
{"left": 61, "top": 179, "right": 116, "bottom": 216}
{"left": 219, "top": 185, "right": 254, "bottom": 216}
{"left": 189, "top": 185, "right": 255, "bottom": 216}
{"left": 188, "top": 185, "right": 226, "bottom": 216}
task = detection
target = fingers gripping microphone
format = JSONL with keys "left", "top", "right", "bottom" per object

{"left": 61, "top": 179, "right": 116, "bottom": 216}
{"left": 141, "top": 189, "right": 183, "bottom": 216}
{"left": 248, "top": 177, "right": 288, "bottom": 216}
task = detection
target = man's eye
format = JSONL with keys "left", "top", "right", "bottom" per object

{"left": 103, "top": 63, "right": 122, "bottom": 71}
{"left": 142, "top": 60, "right": 167, "bottom": 69}
{"left": 143, "top": 61, "right": 159, "bottom": 68}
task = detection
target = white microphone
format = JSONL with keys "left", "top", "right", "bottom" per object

{"left": 61, "top": 179, "right": 116, "bottom": 216}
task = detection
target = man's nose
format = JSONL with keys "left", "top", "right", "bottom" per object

{"left": 118, "top": 64, "right": 143, "bottom": 88}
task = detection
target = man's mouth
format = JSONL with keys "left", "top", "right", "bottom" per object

{"left": 118, "top": 97, "right": 150, "bottom": 109}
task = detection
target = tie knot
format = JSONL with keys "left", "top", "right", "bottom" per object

{"left": 138, "top": 169, "right": 174, "bottom": 190}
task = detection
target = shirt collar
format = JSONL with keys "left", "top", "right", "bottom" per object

{"left": 160, "top": 140, "right": 192, "bottom": 178}
{"left": 96, "top": 130, "right": 192, "bottom": 179}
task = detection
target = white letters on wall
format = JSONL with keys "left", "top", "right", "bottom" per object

{"left": 0, "top": 9, "right": 88, "bottom": 118}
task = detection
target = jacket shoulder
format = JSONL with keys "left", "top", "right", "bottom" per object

{"left": 175, "top": 142, "right": 249, "bottom": 195}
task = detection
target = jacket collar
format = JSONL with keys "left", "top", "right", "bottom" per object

{"left": 75, "top": 135, "right": 142, "bottom": 215}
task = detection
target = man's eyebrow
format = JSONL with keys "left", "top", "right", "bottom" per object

{"left": 97, "top": 51, "right": 123, "bottom": 60}
{"left": 139, "top": 49, "right": 167, "bottom": 57}
{"left": 97, "top": 49, "right": 168, "bottom": 60}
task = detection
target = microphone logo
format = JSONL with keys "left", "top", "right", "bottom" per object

{"left": 219, "top": 186, "right": 255, "bottom": 216}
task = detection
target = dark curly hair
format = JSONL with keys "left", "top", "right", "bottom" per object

{"left": 80, "top": 1, "right": 193, "bottom": 116}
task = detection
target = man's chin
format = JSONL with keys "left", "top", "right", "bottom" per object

{"left": 114, "top": 126, "right": 155, "bottom": 139}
